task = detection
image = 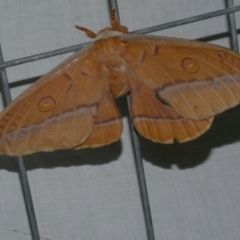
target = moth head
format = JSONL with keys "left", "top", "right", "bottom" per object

{"left": 75, "top": 7, "right": 128, "bottom": 39}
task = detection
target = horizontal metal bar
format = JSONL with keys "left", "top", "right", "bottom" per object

{"left": 0, "top": 5, "right": 239, "bottom": 71}
{"left": 133, "top": 5, "right": 240, "bottom": 34}
{"left": 0, "top": 42, "right": 89, "bottom": 70}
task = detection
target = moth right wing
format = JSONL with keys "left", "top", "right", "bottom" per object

{"left": 123, "top": 34, "right": 240, "bottom": 121}
{"left": 129, "top": 76, "right": 213, "bottom": 143}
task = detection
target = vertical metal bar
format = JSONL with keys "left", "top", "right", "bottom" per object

{"left": 126, "top": 96, "right": 156, "bottom": 240}
{"left": 16, "top": 157, "right": 40, "bottom": 240}
{"left": 108, "top": 0, "right": 119, "bottom": 11}
{"left": 107, "top": 1, "right": 155, "bottom": 239}
{"left": 0, "top": 45, "right": 40, "bottom": 240}
{"left": 226, "top": 0, "right": 239, "bottom": 52}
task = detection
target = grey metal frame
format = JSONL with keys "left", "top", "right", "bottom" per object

{"left": 0, "top": 1, "right": 239, "bottom": 240}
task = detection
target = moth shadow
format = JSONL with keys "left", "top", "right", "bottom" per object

{"left": 140, "top": 105, "right": 240, "bottom": 169}
{"left": 196, "top": 28, "right": 240, "bottom": 43}
{"left": 0, "top": 140, "right": 122, "bottom": 172}
{"left": 9, "top": 76, "right": 40, "bottom": 89}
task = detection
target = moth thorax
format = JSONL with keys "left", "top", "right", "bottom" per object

{"left": 95, "top": 37, "right": 125, "bottom": 70}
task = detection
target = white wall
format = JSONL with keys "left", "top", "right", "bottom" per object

{"left": 0, "top": 1, "right": 240, "bottom": 239}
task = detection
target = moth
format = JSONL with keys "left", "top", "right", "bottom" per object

{"left": 1, "top": 8, "right": 240, "bottom": 156}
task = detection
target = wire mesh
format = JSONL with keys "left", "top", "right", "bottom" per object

{"left": 0, "top": 44, "right": 41, "bottom": 240}
{"left": 0, "top": 1, "right": 239, "bottom": 240}
{"left": 1, "top": 5, "right": 240, "bottom": 71}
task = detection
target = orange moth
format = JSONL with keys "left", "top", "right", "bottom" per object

{"left": 1, "top": 8, "right": 240, "bottom": 156}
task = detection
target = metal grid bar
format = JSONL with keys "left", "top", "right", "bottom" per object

{"left": 227, "top": 0, "right": 239, "bottom": 52}
{"left": 109, "top": 1, "right": 155, "bottom": 239}
{"left": 0, "top": 47, "right": 40, "bottom": 240}
{"left": 126, "top": 101, "right": 155, "bottom": 240}
{"left": 0, "top": 2, "right": 239, "bottom": 240}
{"left": 0, "top": 5, "right": 240, "bottom": 71}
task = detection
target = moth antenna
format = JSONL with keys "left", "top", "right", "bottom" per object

{"left": 111, "top": 7, "right": 128, "bottom": 32}
{"left": 75, "top": 25, "right": 97, "bottom": 39}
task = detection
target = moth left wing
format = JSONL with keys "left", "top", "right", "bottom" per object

{"left": 75, "top": 90, "right": 122, "bottom": 149}
{"left": 123, "top": 34, "right": 240, "bottom": 120}
{"left": 0, "top": 44, "right": 122, "bottom": 156}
